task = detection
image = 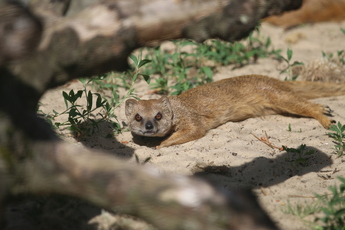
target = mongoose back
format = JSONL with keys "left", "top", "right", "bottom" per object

{"left": 125, "top": 75, "right": 345, "bottom": 148}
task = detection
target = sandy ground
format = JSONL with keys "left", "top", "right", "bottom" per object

{"left": 9, "top": 21, "right": 345, "bottom": 230}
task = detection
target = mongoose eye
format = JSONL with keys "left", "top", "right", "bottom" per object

{"left": 135, "top": 114, "right": 142, "bottom": 122}
{"left": 155, "top": 113, "right": 162, "bottom": 121}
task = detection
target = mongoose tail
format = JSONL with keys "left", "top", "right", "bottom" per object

{"left": 286, "top": 81, "right": 345, "bottom": 99}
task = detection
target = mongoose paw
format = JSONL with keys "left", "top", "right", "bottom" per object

{"left": 323, "top": 106, "right": 334, "bottom": 117}
{"left": 323, "top": 119, "right": 336, "bottom": 129}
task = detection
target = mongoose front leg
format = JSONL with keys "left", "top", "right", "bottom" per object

{"left": 158, "top": 128, "right": 206, "bottom": 148}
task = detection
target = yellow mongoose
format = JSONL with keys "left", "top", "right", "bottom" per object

{"left": 125, "top": 75, "right": 345, "bottom": 148}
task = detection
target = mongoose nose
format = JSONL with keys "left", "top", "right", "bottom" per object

{"left": 145, "top": 121, "right": 153, "bottom": 130}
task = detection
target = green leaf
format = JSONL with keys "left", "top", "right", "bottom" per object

{"left": 287, "top": 48, "right": 293, "bottom": 61}
{"left": 62, "top": 91, "right": 70, "bottom": 108}
{"left": 143, "top": 157, "right": 152, "bottom": 164}
{"left": 135, "top": 154, "right": 139, "bottom": 164}
{"left": 322, "top": 51, "right": 327, "bottom": 58}
{"left": 69, "top": 108, "right": 80, "bottom": 117}
{"left": 129, "top": 54, "right": 138, "bottom": 66}
{"left": 112, "top": 91, "right": 120, "bottom": 104}
{"left": 73, "top": 90, "right": 83, "bottom": 102}
{"left": 87, "top": 91, "right": 93, "bottom": 111}
{"left": 132, "top": 73, "right": 138, "bottom": 82}
{"left": 128, "top": 88, "right": 135, "bottom": 95}
{"left": 62, "top": 91, "right": 70, "bottom": 101}
{"left": 339, "top": 177, "right": 345, "bottom": 185}
{"left": 179, "top": 40, "right": 197, "bottom": 47}
{"left": 95, "top": 94, "right": 102, "bottom": 107}
{"left": 265, "top": 37, "right": 271, "bottom": 48}
{"left": 200, "top": 66, "right": 213, "bottom": 78}
{"left": 79, "top": 78, "right": 87, "bottom": 84}
{"left": 291, "top": 61, "right": 304, "bottom": 67}
{"left": 141, "top": 74, "right": 151, "bottom": 84}
{"left": 138, "top": 59, "right": 152, "bottom": 68}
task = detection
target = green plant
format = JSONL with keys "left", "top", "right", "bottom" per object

{"left": 170, "top": 65, "right": 213, "bottom": 95}
{"left": 314, "top": 177, "right": 345, "bottom": 230}
{"left": 320, "top": 28, "right": 345, "bottom": 65}
{"left": 327, "top": 122, "right": 345, "bottom": 157}
{"left": 287, "top": 123, "right": 292, "bottom": 132}
{"left": 48, "top": 79, "right": 114, "bottom": 137}
{"left": 195, "top": 28, "right": 280, "bottom": 68}
{"left": 39, "top": 54, "right": 151, "bottom": 137}
{"left": 283, "top": 144, "right": 315, "bottom": 168}
{"left": 140, "top": 26, "right": 279, "bottom": 95}
{"left": 281, "top": 177, "right": 345, "bottom": 230}
{"left": 322, "top": 50, "right": 345, "bottom": 65}
{"left": 278, "top": 48, "right": 304, "bottom": 81}
{"left": 281, "top": 200, "right": 321, "bottom": 219}
{"left": 134, "top": 154, "right": 151, "bottom": 165}
{"left": 141, "top": 40, "right": 213, "bottom": 95}
{"left": 287, "top": 123, "right": 302, "bottom": 133}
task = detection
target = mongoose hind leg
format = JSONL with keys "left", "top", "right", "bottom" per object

{"left": 274, "top": 98, "right": 336, "bottom": 129}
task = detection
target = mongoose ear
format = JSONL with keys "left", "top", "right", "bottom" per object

{"left": 159, "top": 96, "right": 173, "bottom": 118}
{"left": 125, "top": 99, "right": 138, "bottom": 117}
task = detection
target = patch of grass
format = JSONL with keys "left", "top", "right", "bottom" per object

{"left": 195, "top": 28, "right": 281, "bottom": 68}
{"left": 141, "top": 40, "right": 213, "bottom": 95}
{"left": 282, "top": 177, "right": 345, "bottom": 230}
{"left": 282, "top": 199, "right": 322, "bottom": 218}
{"left": 140, "top": 26, "right": 280, "bottom": 95}
{"left": 314, "top": 177, "right": 345, "bottom": 230}
{"left": 327, "top": 122, "right": 345, "bottom": 157}
{"left": 322, "top": 50, "right": 345, "bottom": 66}
{"left": 321, "top": 29, "right": 345, "bottom": 65}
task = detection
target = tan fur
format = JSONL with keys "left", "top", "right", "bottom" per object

{"left": 264, "top": 0, "right": 345, "bottom": 28}
{"left": 125, "top": 75, "right": 345, "bottom": 148}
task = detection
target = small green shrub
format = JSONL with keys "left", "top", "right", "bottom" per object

{"left": 141, "top": 40, "right": 213, "bottom": 95}
{"left": 328, "top": 122, "right": 345, "bottom": 157}
{"left": 140, "top": 26, "right": 280, "bottom": 95}
{"left": 195, "top": 30, "right": 280, "bottom": 67}
{"left": 278, "top": 48, "right": 304, "bottom": 81}
{"left": 282, "top": 177, "right": 345, "bottom": 230}
{"left": 38, "top": 54, "right": 151, "bottom": 137}
{"left": 282, "top": 200, "right": 322, "bottom": 218}
{"left": 314, "top": 177, "right": 345, "bottom": 230}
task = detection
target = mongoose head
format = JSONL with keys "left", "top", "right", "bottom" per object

{"left": 125, "top": 97, "right": 173, "bottom": 137}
